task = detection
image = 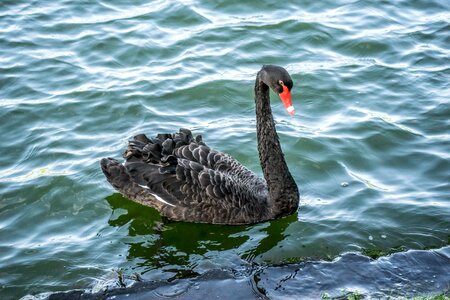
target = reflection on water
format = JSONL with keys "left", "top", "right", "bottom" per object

{"left": 2, "top": 0, "right": 450, "bottom": 298}
{"left": 106, "top": 193, "right": 298, "bottom": 276}
{"left": 101, "top": 191, "right": 449, "bottom": 299}
{"left": 241, "top": 214, "right": 298, "bottom": 263}
{"left": 45, "top": 241, "right": 450, "bottom": 299}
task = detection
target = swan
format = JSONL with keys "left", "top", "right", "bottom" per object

{"left": 100, "top": 65, "right": 299, "bottom": 225}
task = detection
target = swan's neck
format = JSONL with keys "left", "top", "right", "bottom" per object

{"left": 255, "top": 73, "right": 299, "bottom": 218}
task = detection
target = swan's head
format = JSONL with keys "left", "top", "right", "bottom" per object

{"left": 260, "top": 65, "right": 295, "bottom": 116}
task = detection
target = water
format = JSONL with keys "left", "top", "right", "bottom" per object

{"left": 1, "top": 0, "right": 449, "bottom": 298}
{"left": 47, "top": 246, "right": 450, "bottom": 299}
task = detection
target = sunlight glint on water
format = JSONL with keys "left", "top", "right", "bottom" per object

{"left": 0, "top": 0, "right": 449, "bottom": 298}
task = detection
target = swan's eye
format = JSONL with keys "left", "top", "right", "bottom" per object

{"left": 279, "top": 80, "right": 284, "bottom": 86}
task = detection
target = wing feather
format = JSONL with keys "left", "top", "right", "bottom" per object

{"left": 116, "top": 128, "right": 269, "bottom": 224}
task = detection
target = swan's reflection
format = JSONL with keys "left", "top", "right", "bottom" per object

{"left": 106, "top": 193, "right": 298, "bottom": 274}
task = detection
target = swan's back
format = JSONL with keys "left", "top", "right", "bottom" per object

{"left": 101, "top": 128, "right": 270, "bottom": 224}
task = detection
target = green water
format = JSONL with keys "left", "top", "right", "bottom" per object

{"left": 1, "top": 0, "right": 449, "bottom": 298}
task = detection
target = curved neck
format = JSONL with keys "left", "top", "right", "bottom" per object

{"left": 255, "top": 72, "right": 299, "bottom": 217}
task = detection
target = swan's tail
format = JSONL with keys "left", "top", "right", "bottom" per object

{"left": 100, "top": 128, "right": 206, "bottom": 211}
{"left": 100, "top": 157, "right": 167, "bottom": 210}
{"left": 100, "top": 157, "right": 130, "bottom": 191}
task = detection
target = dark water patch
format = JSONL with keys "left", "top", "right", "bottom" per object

{"left": 43, "top": 246, "right": 450, "bottom": 300}
{"left": 1, "top": 0, "right": 450, "bottom": 298}
{"left": 258, "top": 246, "right": 450, "bottom": 299}
{"left": 336, "top": 39, "right": 391, "bottom": 57}
{"left": 408, "top": 22, "right": 450, "bottom": 44}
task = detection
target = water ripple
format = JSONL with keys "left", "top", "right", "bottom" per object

{"left": 1, "top": 0, "right": 449, "bottom": 298}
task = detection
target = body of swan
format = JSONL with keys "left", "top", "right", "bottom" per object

{"left": 100, "top": 65, "right": 299, "bottom": 225}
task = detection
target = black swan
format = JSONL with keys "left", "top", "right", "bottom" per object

{"left": 100, "top": 65, "right": 299, "bottom": 225}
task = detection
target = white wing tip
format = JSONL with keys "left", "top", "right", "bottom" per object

{"left": 138, "top": 184, "right": 176, "bottom": 207}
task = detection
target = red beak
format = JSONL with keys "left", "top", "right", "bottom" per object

{"left": 279, "top": 85, "right": 295, "bottom": 116}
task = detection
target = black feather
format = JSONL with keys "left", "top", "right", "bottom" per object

{"left": 101, "top": 65, "right": 300, "bottom": 224}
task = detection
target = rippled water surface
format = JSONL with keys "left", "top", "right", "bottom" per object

{"left": 1, "top": 0, "right": 449, "bottom": 298}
